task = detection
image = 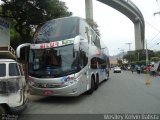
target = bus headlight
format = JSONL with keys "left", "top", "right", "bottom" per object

{"left": 63, "top": 77, "right": 79, "bottom": 86}
{"left": 64, "top": 80, "right": 75, "bottom": 86}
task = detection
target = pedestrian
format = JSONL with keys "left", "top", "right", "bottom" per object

{"left": 131, "top": 66, "right": 134, "bottom": 74}
{"left": 137, "top": 66, "right": 141, "bottom": 74}
{"left": 146, "top": 64, "right": 151, "bottom": 74}
{"left": 150, "top": 65, "right": 156, "bottom": 77}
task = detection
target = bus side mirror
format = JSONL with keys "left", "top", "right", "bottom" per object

{"left": 16, "top": 43, "right": 30, "bottom": 58}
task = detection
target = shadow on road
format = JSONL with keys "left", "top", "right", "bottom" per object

{"left": 31, "top": 95, "right": 86, "bottom": 104}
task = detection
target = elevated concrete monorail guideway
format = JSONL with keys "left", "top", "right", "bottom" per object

{"left": 86, "top": 0, "right": 145, "bottom": 50}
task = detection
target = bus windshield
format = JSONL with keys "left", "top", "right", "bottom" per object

{"left": 33, "top": 17, "right": 79, "bottom": 43}
{"left": 29, "top": 44, "right": 79, "bottom": 78}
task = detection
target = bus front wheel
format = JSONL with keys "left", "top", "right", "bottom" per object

{"left": 86, "top": 77, "right": 95, "bottom": 95}
{"left": 95, "top": 75, "right": 99, "bottom": 90}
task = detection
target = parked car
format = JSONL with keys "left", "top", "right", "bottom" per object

{"left": 0, "top": 59, "right": 28, "bottom": 115}
{"left": 113, "top": 67, "right": 121, "bottom": 73}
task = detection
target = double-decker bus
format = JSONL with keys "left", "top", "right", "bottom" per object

{"left": 16, "top": 16, "right": 110, "bottom": 96}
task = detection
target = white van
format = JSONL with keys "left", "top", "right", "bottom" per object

{"left": 0, "top": 59, "right": 28, "bottom": 116}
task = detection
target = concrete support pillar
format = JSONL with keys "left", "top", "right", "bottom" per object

{"left": 85, "top": 0, "right": 93, "bottom": 20}
{"left": 134, "top": 22, "right": 143, "bottom": 50}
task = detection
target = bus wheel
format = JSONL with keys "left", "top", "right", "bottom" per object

{"left": 0, "top": 105, "right": 6, "bottom": 117}
{"left": 86, "top": 77, "right": 95, "bottom": 94}
{"left": 95, "top": 75, "right": 99, "bottom": 90}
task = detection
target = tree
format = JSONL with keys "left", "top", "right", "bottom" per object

{"left": 151, "top": 57, "right": 160, "bottom": 62}
{"left": 117, "top": 59, "right": 122, "bottom": 66}
{"left": 123, "top": 53, "right": 137, "bottom": 63}
{"left": 134, "top": 49, "right": 155, "bottom": 61}
{"left": 0, "top": 0, "right": 72, "bottom": 47}
{"left": 155, "top": 51, "right": 160, "bottom": 58}
{"left": 123, "top": 49, "right": 155, "bottom": 63}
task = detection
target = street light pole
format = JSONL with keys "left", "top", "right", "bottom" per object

{"left": 154, "top": 11, "right": 160, "bottom": 16}
{"left": 126, "top": 43, "right": 132, "bottom": 51}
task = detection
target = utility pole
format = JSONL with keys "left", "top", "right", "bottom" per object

{"left": 145, "top": 40, "right": 151, "bottom": 85}
{"left": 126, "top": 43, "right": 132, "bottom": 51}
{"left": 145, "top": 40, "right": 149, "bottom": 65}
{"left": 138, "top": 52, "right": 140, "bottom": 61}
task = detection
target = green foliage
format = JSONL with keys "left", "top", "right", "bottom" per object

{"left": 117, "top": 59, "right": 122, "bottom": 66}
{"left": 155, "top": 51, "right": 160, "bottom": 58}
{"left": 123, "top": 49, "right": 155, "bottom": 63}
{"left": 131, "top": 60, "right": 147, "bottom": 66}
{"left": 151, "top": 57, "right": 160, "bottom": 62}
{"left": 123, "top": 53, "right": 137, "bottom": 63}
{"left": 0, "top": 0, "right": 72, "bottom": 46}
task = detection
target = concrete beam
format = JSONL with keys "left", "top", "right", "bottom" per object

{"left": 95, "top": 0, "right": 145, "bottom": 50}
{"left": 85, "top": 0, "right": 93, "bottom": 20}
{"left": 134, "top": 22, "right": 142, "bottom": 50}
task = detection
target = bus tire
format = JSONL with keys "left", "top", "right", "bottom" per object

{"left": 86, "top": 77, "right": 95, "bottom": 94}
{"left": 95, "top": 75, "right": 99, "bottom": 90}
{"left": 0, "top": 105, "right": 6, "bottom": 117}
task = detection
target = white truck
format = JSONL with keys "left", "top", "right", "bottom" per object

{"left": 0, "top": 17, "right": 28, "bottom": 117}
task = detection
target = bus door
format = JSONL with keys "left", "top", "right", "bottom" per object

{"left": 79, "top": 50, "right": 89, "bottom": 91}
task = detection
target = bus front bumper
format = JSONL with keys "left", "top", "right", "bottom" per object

{"left": 28, "top": 80, "right": 82, "bottom": 96}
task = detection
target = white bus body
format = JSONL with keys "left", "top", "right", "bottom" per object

{"left": 16, "top": 17, "right": 110, "bottom": 96}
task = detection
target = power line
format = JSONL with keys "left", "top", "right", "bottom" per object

{"left": 148, "top": 38, "right": 160, "bottom": 49}
{"left": 145, "top": 21, "right": 160, "bottom": 32}
{"left": 147, "top": 31, "right": 160, "bottom": 44}
{"left": 148, "top": 35, "right": 160, "bottom": 47}
{"left": 145, "top": 21, "right": 160, "bottom": 47}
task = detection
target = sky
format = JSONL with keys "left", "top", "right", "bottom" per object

{"left": 60, "top": 0, "right": 160, "bottom": 56}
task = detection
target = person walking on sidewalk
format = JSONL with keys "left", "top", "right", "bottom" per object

{"left": 150, "top": 65, "right": 156, "bottom": 77}
{"left": 137, "top": 66, "right": 141, "bottom": 74}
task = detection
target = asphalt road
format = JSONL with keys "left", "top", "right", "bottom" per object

{"left": 18, "top": 70, "right": 160, "bottom": 119}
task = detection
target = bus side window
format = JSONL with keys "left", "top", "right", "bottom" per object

{"left": 91, "top": 58, "right": 97, "bottom": 69}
